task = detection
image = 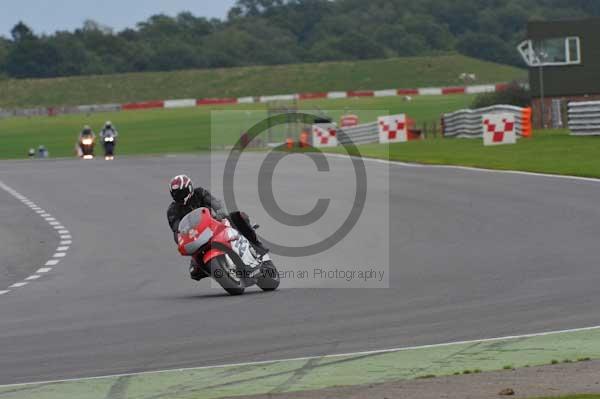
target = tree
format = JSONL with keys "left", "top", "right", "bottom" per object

{"left": 11, "top": 22, "right": 34, "bottom": 43}
{"left": 6, "top": 38, "right": 61, "bottom": 78}
{"left": 456, "top": 32, "right": 517, "bottom": 65}
{"left": 0, "top": 38, "right": 10, "bottom": 71}
{"left": 375, "top": 25, "right": 428, "bottom": 56}
{"left": 2, "top": 0, "right": 600, "bottom": 78}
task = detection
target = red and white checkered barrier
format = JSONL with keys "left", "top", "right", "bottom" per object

{"left": 378, "top": 114, "right": 408, "bottom": 143}
{"left": 442, "top": 105, "right": 529, "bottom": 139}
{"left": 482, "top": 113, "right": 516, "bottom": 146}
{"left": 312, "top": 124, "right": 338, "bottom": 147}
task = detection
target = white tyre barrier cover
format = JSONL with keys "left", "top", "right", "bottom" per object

{"left": 164, "top": 99, "right": 197, "bottom": 109}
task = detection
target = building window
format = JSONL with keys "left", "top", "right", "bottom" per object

{"left": 535, "top": 38, "right": 567, "bottom": 63}
{"left": 568, "top": 37, "right": 581, "bottom": 63}
{"left": 519, "top": 37, "right": 581, "bottom": 66}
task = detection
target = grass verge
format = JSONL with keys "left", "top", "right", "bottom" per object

{"left": 327, "top": 129, "right": 600, "bottom": 179}
{"left": 1, "top": 328, "right": 599, "bottom": 399}
{"left": 0, "top": 94, "right": 473, "bottom": 159}
{"left": 532, "top": 396, "right": 600, "bottom": 399}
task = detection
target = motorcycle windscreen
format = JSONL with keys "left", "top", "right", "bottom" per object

{"left": 178, "top": 209, "right": 213, "bottom": 255}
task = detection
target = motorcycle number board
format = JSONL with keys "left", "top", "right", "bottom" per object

{"left": 482, "top": 113, "right": 517, "bottom": 146}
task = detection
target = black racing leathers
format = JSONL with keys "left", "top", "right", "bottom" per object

{"left": 167, "top": 187, "right": 228, "bottom": 243}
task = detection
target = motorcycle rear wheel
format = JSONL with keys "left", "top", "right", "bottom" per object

{"left": 208, "top": 255, "right": 245, "bottom": 296}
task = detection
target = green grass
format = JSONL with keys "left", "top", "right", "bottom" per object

{"left": 4, "top": 92, "right": 600, "bottom": 181}
{"left": 328, "top": 129, "right": 600, "bottom": 179}
{"left": 0, "top": 54, "right": 525, "bottom": 108}
{"left": 0, "top": 94, "right": 474, "bottom": 159}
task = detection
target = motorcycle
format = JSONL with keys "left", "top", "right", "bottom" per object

{"left": 177, "top": 208, "right": 280, "bottom": 296}
{"left": 79, "top": 136, "right": 95, "bottom": 160}
{"left": 103, "top": 133, "right": 116, "bottom": 160}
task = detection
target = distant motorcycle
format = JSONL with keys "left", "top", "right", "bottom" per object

{"left": 177, "top": 208, "right": 280, "bottom": 296}
{"left": 102, "top": 132, "right": 116, "bottom": 160}
{"left": 79, "top": 136, "right": 95, "bottom": 160}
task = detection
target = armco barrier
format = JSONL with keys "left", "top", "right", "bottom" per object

{"left": 568, "top": 101, "right": 600, "bottom": 136}
{"left": 442, "top": 87, "right": 466, "bottom": 95}
{"left": 347, "top": 90, "right": 374, "bottom": 98}
{"left": 76, "top": 104, "right": 121, "bottom": 113}
{"left": 374, "top": 89, "right": 397, "bottom": 97}
{"left": 337, "top": 122, "right": 379, "bottom": 145}
{"left": 197, "top": 98, "right": 238, "bottom": 106}
{"left": 0, "top": 83, "right": 510, "bottom": 119}
{"left": 465, "top": 84, "right": 497, "bottom": 94}
{"left": 443, "top": 105, "right": 532, "bottom": 138}
{"left": 259, "top": 94, "right": 297, "bottom": 103}
{"left": 299, "top": 92, "right": 327, "bottom": 100}
{"left": 398, "top": 88, "right": 420, "bottom": 95}
{"left": 164, "top": 99, "right": 196, "bottom": 109}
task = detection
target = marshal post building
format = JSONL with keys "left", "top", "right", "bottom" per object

{"left": 519, "top": 17, "right": 600, "bottom": 128}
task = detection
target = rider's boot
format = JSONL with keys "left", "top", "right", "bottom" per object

{"left": 189, "top": 258, "right": 209, "bottom": 281}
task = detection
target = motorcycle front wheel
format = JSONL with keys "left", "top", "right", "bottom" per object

{"left": 208, "top": 255, "right": 245, "bottom": 296}
{"left": 256, "top": 261, "right": 280, "bottom": 292}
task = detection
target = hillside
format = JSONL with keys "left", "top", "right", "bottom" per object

{"left": 0, "top": 55, "right": 525, "bottom": 108}
{"left": 1, "top": 0, "right": 599, "bottom": 80}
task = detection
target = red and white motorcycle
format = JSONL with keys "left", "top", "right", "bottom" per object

{"left": 177, "top": 208, "right": 280, "bottom": 296}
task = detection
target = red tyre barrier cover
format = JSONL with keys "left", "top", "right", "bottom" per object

{"left": 299, "top": 92, "right": 328, "bottom": 100}
{"left": 122, "top": 100, "right": 165, "bottom": 110}
{"left": 197, "top": 98, "right": 238, "bottom": 106}
{"left": 442, "top": 87, "right": 466, "bottom": 95}
{"left": 397, "top": 88, "right": 419, "bottom": 95}
{"left": 347, "top": 90, "right": 374, "bottom": 97}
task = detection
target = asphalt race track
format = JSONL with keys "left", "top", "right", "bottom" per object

{"left": 1, "top": 153, "right": 600, "bottom": 385}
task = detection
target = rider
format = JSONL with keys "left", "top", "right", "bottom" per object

{"left": 100, "top": 121, "right": 118, "bottom": 140}
{"left": 167, "top": 174, "right": 265, "bottom": 281}
{"left": 79, "top": 125, "right": 95, "bottom": 140}
{"left": 77, "top": 125, "right": 96, "bottom": 156}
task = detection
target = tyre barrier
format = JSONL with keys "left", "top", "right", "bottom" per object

{"left": 442, "top": 105, "right": 532, "bottom": 139}
{"left": 0, "top": 83, "right": 510, "bottom": 119}
{"left": 568, "top": 101, "right": 600, "bottom": 136}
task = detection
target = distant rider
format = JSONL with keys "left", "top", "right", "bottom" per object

{"left": 77, "top": 125, "right": 96, "bottom": 156}
{"left": 79, "top": 125, "right": 95, "bottom": 140}
{"left": 100, "top": 121, "right": 118, "bottom": 140}
{"left": 167, "top": 175, "right": 266, "bottom": 281}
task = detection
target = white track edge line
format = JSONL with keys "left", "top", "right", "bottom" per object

{"left": 37, "top": 268, "right": 52, "bottom": 273}
{"left": 0, "top": 180, "right": 71, "bottom": 295}
{"left": 325, "top": 153, "right": 600, "bottom": 183}
{"left": 3, "top": 324, "right": 600, "bottom": 389}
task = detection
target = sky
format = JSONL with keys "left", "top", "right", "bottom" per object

{"left": 0, "top": 0, "right": 238, "bottom": 38}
